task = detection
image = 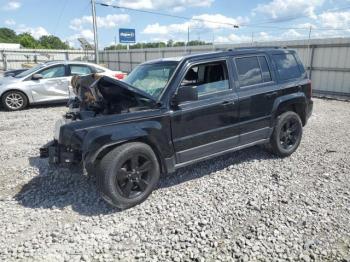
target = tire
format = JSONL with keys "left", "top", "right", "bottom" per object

{"left": 1, "top": 91, "right": 28, "bottom": 111}
{"left": 97, "top": 142, "right": 160, "bottom": 209}
{"left": 269, "top": 111, "right": 303, "bottom": 157}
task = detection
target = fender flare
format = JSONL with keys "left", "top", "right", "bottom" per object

{"left": 81, "top": 121, "right": 171, "bottom": 173}
{"left": 271, "top": 92, "right": 307, "bottom": 126}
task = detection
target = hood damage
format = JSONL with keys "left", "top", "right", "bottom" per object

{"left": 67, "top": 74, "right": 156, "bottom": 120}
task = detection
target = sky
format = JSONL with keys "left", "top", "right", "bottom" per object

{"left": 1, "top": 0, "right": 350, "bottom": 49}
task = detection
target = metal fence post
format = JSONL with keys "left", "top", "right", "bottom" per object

{"left": 65, "top": 51, "right": 69, "bottom": 61}
{"left": 3, "top": 52, "right": 8, "bottom": 70}
{"left": 309, "top": 45, "right": 315, "bottom": 80}
{"left": 117, "top": 51, "right": 120, "bottom": 71}
{"left": 129, "top": 50, "right": 132, "bottom": 72}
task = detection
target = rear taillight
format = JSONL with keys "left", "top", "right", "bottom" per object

{"left": 307, "top": 79, "right": 312, "bottom": 98}
{"left": 115, "top": 73, "right": 125, "bottom": 80}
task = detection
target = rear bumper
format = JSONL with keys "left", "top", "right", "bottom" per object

{"left": 40, "top": 140, "right": 81, "bottom": 165}
{"left": 306, "top": 99, "right": 313, "bottom": 122}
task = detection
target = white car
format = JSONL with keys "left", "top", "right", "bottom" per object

{"left": 0, "top": 61, "right": 127, "bottom": 111}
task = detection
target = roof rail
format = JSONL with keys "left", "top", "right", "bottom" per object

{"left": 226, "top": 46, "right": 287, "bottom": 51}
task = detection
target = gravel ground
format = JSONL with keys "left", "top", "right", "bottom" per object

{"left": 0, "top": 98, "right": 349, "bottom": 262}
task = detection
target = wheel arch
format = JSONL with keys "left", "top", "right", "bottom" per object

{"left": 84, "top": 136, "right": 169, "bottom": 175}
{"left": 1, "top": 89, "right": 31, "bottom": 104}
{"left": 272, "top": 93, "right": 307, "bottom": 126}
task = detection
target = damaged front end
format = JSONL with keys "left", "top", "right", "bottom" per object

{"left": 40, "top": 74, "right": 157, "bottom": 165}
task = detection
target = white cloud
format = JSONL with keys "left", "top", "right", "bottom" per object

{"left": 105, "top": 0, "right": 213, "bottom": 12}
{"left": 319, "top": 11, "right": 350, "bottom": 29}
{"left": 3, "top": 1, "right": 21, "bottom": 10}
{"left": 16, "top": 25, "right": 49, "bottom": 39}
{"left": 215, "top": 33, "right": 251, "bottom": 43}
{"left": 281, "top": 29, "right": 303, "bottom": 39}
{"left": 143, "top": 14, "right": 248, "bottom": 35}
{"left": 4, "top": 19, "right": 16, "bottom": 26}
{"left": 65, "top": 30, "right": 95, "bottom": 49}
{"left": 214, "top": 30, "right": 309, "bottom": 44}
{"left": 253, "top": 0, "right": 324, "bottom": 21}
{"left": 70, "top": 14, "right": 130, "bottom": 31}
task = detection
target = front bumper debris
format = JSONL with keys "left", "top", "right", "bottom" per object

{"left": 40, "top": 140, "right": 81, "bottom": 165}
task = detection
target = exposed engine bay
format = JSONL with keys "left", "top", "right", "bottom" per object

{"left": 67, "top": 74, "right": 156, "bottom": 120}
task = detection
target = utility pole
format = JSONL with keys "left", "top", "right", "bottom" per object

{"left": 185, "top": 26, "right": 190, "bottom": 54}
{"left": 91, "top": 0, "right": 99, "bottom": 64}
{"left": 307, "top": 26, "right": 312, "bottom": 79}
{"left": 251, "top": 32, "right": 254, "bottom": 46}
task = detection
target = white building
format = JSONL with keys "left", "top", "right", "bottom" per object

{"left": 0, "top": 43, "right": 21, "bottom": 50}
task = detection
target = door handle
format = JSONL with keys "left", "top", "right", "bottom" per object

{"left": 221, "top": 100, "right": 235, "bottom": 106}
{"left": 265, "top": 92, "right": 278, "bottom": 99}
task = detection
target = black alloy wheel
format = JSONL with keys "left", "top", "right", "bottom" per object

{"left": 268, "top": 111, "right": 303, "bottom": 157}
{"left": 98, "top": 142, "right": 160, "bottom": 209}
{"left": 116, "top": 154, "right": 153, "bottom": 199}
{"left": 279, "top": 117, "right": 301, "bottom": 150}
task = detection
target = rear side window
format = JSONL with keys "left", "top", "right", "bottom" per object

{"left": 70, "top": 65, "right": 92, "bottom": 76}
{"left": 235, "top": 56, "right": 272, "bottom": 87}
{"left": 273, "top": 53, "right": 301, "bottom": 80}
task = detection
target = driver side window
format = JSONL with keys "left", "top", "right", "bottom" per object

{"left": 181, "top": 61, "right": 229, "bottom": 96}
{"left": 38, "top": 65, "right": 66, "bottom": 79}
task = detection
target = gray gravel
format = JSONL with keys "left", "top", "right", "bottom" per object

{"left": 0, "top": 98, "right": 349, "bottom": 261}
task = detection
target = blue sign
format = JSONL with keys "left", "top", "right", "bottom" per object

{"left": 119, "top": 28, "right": 136, "bottom": 43}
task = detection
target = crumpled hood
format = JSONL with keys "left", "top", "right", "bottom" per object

{"left": 95, "top": 76, "right": 156, "bottom": 103}
{"left": 68, "top": 74, "right": 156, "bottom": 118}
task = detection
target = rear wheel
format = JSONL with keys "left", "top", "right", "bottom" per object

{"left": 97, "top": 142, "right": 160, "bottom": 209}
{"left": 268, "top": 111, "right": 303, "bottom": 157}
{"left": 1, "top": 91, "right": 28, "bottom": 111}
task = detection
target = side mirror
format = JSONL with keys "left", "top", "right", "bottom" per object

{"left": 172, "top": 85, "right": 198, "bottom": 105}
{"left": 32, "top": 74, "right": 43, "bottom": 80}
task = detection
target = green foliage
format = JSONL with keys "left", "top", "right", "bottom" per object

{"left": 104, "top": 40, "right": 211, "bottom": 50}
{"left": 188, "top": 40, "right": 211, "bottom": 46}
{"left": 18, "top": 33, "right": 39, "bottom": 48}
{"left": 0, "top": 28, "right": 18, "bottom": 43}
{"left": 0, "top": 27, "right": 70, "bottom": 49}
{"left": 39, "top": 35, "right": 70, "bottom": 49}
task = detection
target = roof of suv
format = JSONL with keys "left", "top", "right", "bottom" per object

{"left": 145, "top": 47, "right": 293, "bottom": 65}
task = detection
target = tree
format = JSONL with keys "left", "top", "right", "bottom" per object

{"left": 167, "top": 39, "right": 174, "bottom": 47}
{"left": 18, "top": 33, "right": 39, "bottom": 48}
{"left": 39, "top": 35, "right": 69, "bottom": 49}
{"left": 0, "top": 28, "right": 18, "bottom": 43}
{"left": 173, "top": 41, "right": 185, "bottom": 47}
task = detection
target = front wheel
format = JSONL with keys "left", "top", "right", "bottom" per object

{"left": 97, "top": 142, "right": 160, "bottom": 209}
{"left": 1, "top": 91, "right": 28, "bottom": 111}
{"left": 268, "top": 111, "right": 303, "bottom": 157}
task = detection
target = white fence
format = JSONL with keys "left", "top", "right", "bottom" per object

{"left": 1, "top": 37, "right": 350, "bottom": 98}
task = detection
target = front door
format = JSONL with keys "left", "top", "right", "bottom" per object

{"left": 170, "top": 59, "right": 239, "bottom": 165}
{"left": 29, "top": 64, "right": 70, "bottom": 102}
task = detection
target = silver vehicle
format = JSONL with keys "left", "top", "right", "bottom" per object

{"left": 0, "top": 61, "right": 126, "bottom": 111}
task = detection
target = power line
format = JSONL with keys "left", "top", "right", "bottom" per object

{"left": 96, "top": 2, "right": 349, "bottom": 33}
{"left": 96, "top": 2, "right": 239, "bottom": 28}
{"left": 53, "top": 0, "right": 68, "bottom": 35}
{"left": 244, "top": 5, "right": 350, "bottom": 27}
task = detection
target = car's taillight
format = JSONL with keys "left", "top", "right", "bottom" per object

{"left": 307, "top": 79, "right": 312, "bottom": 98}
{"left": 115, "top": 73, "right": 125, "bottom": 80}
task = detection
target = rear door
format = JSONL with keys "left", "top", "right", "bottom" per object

{"left": 170, "top": 59, "right": 240, "bottom": 165}
{"left": 29, "top": 64, "right": 70, "bottom": 102}
{"left": 233, "top": 54, "right": 279, "bottom": 144}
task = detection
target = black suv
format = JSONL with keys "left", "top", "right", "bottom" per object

{"left": 41, "top": 47, "right": 313, "bottom": 209}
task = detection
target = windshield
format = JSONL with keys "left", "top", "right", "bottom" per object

{"left": 124, "top": 62, "right": 178, "bottom": 98}
{"left": 15, "top": 64, "right": 45, "bottom": 78}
